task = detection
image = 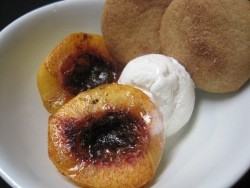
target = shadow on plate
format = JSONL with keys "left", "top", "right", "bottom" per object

{"left": 146, "top": 89, "right": 201, "bottom": 187}
{"left": 147, "top": 81, "right": 249, "bottom": 187}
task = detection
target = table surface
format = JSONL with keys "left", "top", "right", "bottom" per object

{"left": 0, "top": 0, "right": 249, "bottom": 187}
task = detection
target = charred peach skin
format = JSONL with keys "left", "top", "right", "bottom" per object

{"left": 48, "top": 84, "right": 165, "bottom": 188}
{"left": 37, "top": 33, "right": 123, "bottom": 114}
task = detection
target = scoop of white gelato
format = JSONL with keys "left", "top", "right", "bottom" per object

{"left": 118, "top": 54, "right": 195, "bottom": 137}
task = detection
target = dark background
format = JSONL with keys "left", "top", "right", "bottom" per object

{"left": 0, "top": 0, "right": 249, "bottom": 187}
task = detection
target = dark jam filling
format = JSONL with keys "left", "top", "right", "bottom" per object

{"left": 61, "top": 110, "right": 149, "bottom": 165}
{"left": 60, "top": 52, "right": 117, "bottom": 95}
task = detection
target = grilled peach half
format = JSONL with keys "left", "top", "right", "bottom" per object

{"left": 37, "top": 33, "right": 123, "bottom": 114}
{"left": 48, "top": 84, "right": 165, "bottom": 188}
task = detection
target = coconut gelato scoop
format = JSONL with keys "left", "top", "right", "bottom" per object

{"left": 118, "top": 54, "right": 195, "bottom": 137}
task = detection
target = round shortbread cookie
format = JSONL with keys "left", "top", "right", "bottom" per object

{"left": 160, "top": 0, "right": 250, "bottom": 93}
{"left": 102, "top": 0, "right": 173, "bottom": 65}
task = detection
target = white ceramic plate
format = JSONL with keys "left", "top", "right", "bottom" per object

{"left": 0, "top": 0, "right": 249, "bottom": 187}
